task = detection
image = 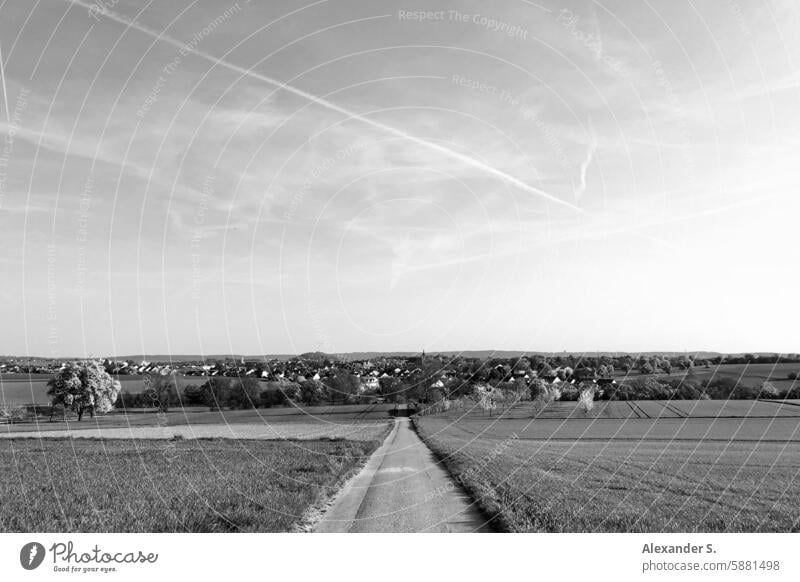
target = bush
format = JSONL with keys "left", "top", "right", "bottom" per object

{"left": 117, "top": 391, "right": 147, "bottom": 409}
{"left": 181, "top": 384, "right": 205, "bottom": 406}
{"left": 779, "top": 385, "right": 800, "bottom": 399}
{"left": 787, "top": 372, "right": 798, "bottom": 380}
{"left": 666, "top": 378, "right": 704, "bottom": 400}
{"left": 260, "top": 385, "right": 287, "bottom": 408}
{"left": 143, "top": 375, "right": 180, "bottom": 412}
{"left": 703, "top": 377, "right": 738, "bottom": 399}
{"left": 558, "top": 386, "right": 579, "bottom": 401}
{"left": 605, "top": 382, "right": 635, "bottom": 400}
{"left": 0, "top": 406, "right": 31, "bottom": 423}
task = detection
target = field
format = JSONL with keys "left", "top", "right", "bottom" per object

{"left": 0, "top": 436, "right": 385, "bottom": 532}
{"left": 0, "top": 374, "right": 200, "bottom": 406}
{"left": 1, "top": 403, "right": 394, "bottom": 442}
{"left": 415, "top": 400, "right": 800, "bottom": 532}
{"left": 613, "top": 362, "right": 800, "bottom": 393}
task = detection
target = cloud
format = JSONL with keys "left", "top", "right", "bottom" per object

{"left": 65, "top": 0, "right": 584, "bottom": 214}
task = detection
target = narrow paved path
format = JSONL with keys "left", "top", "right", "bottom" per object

{"left": 315, "top": 418, "right": 494, "bottom": 533}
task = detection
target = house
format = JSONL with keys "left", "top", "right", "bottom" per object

{"left": 361, "top": 376, "right": 379, "bottom": 392}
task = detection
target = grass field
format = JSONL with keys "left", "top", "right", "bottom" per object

{"left": 1, "top": 404, "right": 395, "bottom": 437}
{"left": 0, "top": 435, "right": 387, "bottom": 532}
{"left": 415, "top": 400, "right": 800, "bottom": 532}
{"left": 0, "top": 374, "right": 197, "bottom": 406}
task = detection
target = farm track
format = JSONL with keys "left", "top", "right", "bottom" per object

{"left": 627, "top": 401, "right": 650, "bottom": 418}
{"left": 316, "top": 418, "right": 494, "bottom": 533}
{"left": 661, "top": 401, "right": 687, "bottom": 418}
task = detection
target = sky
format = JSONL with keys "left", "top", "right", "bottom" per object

{"left": 0, "top": 0, "right": 798, "bottom": 357}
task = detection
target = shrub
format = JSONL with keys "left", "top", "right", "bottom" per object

{"left": 703, "top": 377, "right": 738, "bottom": 399}
{"left": 260, "top": 385, "right": 287, "bottom": 408}
{"left": 181, "top": 384, "right": 206, "bottom": 406}
{"left": 228, "top": 378, "right": 262, "bottom": 409}
{"left": 667, "top": 378, "right": 704, "bottom": 400}
{"left": 143, "top": 374, "right": 180, "bottom": 412}
{"left": 779, "top": 385, "right": 800, "bottom": 399}
{"left": 558, "top": 386, "right": 579, "bottom": 401}
{"left": 117, "top": 391, "right": 147, "bottom": 409}
{"left": 0, "top": 406, "right": 31, "bottom": 423}
{"left": 733, "top": 385, "right": 760, "bottom": 399}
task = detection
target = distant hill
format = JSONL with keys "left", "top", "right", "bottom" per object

{"left": 8, "top": 350, "right": 793, "bottom": 363}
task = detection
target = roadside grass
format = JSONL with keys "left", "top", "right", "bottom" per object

{"left": 0, "top": 435, "right": 386, "bottom": 532}
{"left": 415, "top": 415, "right": 800, "bottom": 532}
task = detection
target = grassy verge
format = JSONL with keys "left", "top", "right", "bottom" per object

{"left": 414, "top": 416, "right": 800, "bottom": 532}
{"left": 1, "top": 434, "right": 387, "bottom": 532}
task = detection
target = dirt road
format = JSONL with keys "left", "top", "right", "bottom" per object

{"left": 315, "top": 418, "right": 494, "bottom": 533}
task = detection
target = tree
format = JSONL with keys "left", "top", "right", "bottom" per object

{"left": 378, "top": 376, "right": 403, "bottom": 402}
{"left": 300, "top": 380, "right": 323, "bottom": 405}
{"left": 47, "top": 360, "right": 121, "bottom": 421}
{"left": 181, "top": 384, "right": 205, "bottom": 406}
{"left": 260, "top": 385, "right": 287, "bottom": 407}
{"left": 325, "top": 372, "right": 360, "bottom": 404}
{"left": 202, "top": 377, "right": 232, "bottom": 409}
{"left": 229, "top": 377, "right": 262, "bottom": 409}
{"left": 758, "top": 381, "right": 779, "bottom": 399}
{"left": 529, "top": 378, "right": 549, "bottom": 401}
{"left": 143, "top": 374, "right": 179, "bottom": 412}
{"left": 473, "top": 384, "right": 497, "bottom": 416}
{"left": 578, "top": 384, "right": 596, "bottom": 414}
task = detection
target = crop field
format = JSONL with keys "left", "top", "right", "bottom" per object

{"left": 1, "top": 403, "right": 395, "bottom": 436}
{"left": 415, "top": 401, "right": 800, "bottom": 532}
{"left": 0, "top": 420, "right": 391, "bottom": 441}
{"left": 614, "top": 363, "right": 800, "bottom": 392}
{"left": 0, "top": 437, "right": 385, "bottom": 532}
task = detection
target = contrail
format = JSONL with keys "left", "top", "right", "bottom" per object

{"left": 0, "top": 43, "right": 10, "bottom": 123}
{"left": 66, "top": 0, "right": 583, "bottom": 213}
{"left": 576, "top": 119, "right": 596, "bottom": 202}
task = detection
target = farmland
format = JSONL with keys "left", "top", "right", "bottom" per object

{"left": 0, "top": 374, "right": 153, "bottom": 405}
{"left": 415, "top": 400, "right": 800, "bottom": 532}
{"left": 0, "top": 437, "right": 385, "bottom": 532}
{"left": 612, "top": 362, "right": 800, "bottom": 394}
{"left": 0, "top": 374, "right": 195, "bottom": 406}
{"left": 1, "top": 403, "right": 394, "bottom": 437}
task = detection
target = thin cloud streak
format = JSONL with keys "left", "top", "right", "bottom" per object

{"left": 64, "top": 0, "right": 584, "bottom": 214}
{"left": 0, "top": 43, "right": 9, "bottom": 123}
